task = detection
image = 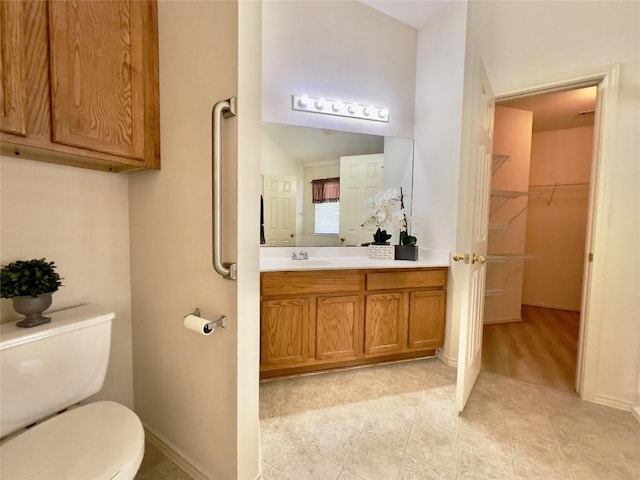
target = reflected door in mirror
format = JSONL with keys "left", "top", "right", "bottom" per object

{"left": 263, "top": 175, "right": 297, "bottom": 246}
{"left": 339, "top": 154, "right": 383, "bottom": 246}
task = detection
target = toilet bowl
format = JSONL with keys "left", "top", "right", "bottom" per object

{"left": 0, "top": 305, "right": 144, "bottom": 479}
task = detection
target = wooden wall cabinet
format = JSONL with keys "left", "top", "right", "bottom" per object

{"left": 260, "top": 267, "right": 447, "bottom": 378}
{"left": 0, "top": 0, "right": 159, "bottom": 172}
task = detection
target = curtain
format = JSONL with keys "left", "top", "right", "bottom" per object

{"left": 312, "top": 177, "right": 340, "bottom": 203}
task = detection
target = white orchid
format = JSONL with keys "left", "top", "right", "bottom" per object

{"left": 361, "top": 188, "right": 407, "bottom": 232}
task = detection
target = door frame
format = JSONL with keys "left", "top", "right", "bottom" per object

{"left": 493, "top": 65, "right": 619, "bottom": 400}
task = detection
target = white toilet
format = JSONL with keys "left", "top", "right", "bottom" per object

{"left": 0, "top": 305, "right": 145, "bottom": 479}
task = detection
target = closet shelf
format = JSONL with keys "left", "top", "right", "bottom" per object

{"left": 487, "top": 253, "right": 541, "bottom": 263}
{"left": 492, "top": 154, "right": 510, "bottom": 174}
{"left": 485, "top": 288, "right": 504, "bottom": 297}
{"left": 528, "top": 182, "right": 590, "bottom": 206}
{"left": 489, "top": 223, "right": 509, "bottom": 230}
{"left": 491, "top": 189, "right": 541, "bottom": 198}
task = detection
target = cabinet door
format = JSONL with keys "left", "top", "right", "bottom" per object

{"left": 261, "top": 298, "right": 310, "bottom": 367}
{"left": 48, "top": 0, "right": 158, "bottom": 164}
{"left": 407, "top": 290, "right": 445, "bottom": 350}
{"left": 365, "top": 293, "right": 403, "bottom": 355}
{"left": 316, "top": 295, "right": 361, "bottom": 361}
{"left": 0, "top": 1, "right": 27, "bottom": 135}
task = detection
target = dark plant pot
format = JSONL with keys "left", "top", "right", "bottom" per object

{"left": 395, "top": 245, "right": 419, "bottom": 261}
{"left": 12, "top": 292, "right": 53, "bottom": 328}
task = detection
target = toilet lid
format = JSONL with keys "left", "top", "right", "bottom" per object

{"left": 0, "top": 401, "right": 144, "bottom": 480}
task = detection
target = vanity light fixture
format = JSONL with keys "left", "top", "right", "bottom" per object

{"left": 291, "top": 94, "right": 389, "bottom": 122}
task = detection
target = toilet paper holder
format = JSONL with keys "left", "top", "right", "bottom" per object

{"left": 186, "top": 308, "right": 227, "bottom": 334}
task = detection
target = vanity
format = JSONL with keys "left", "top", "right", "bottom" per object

{"left": 260, "top": 248, "right": 449, "bottom": 378}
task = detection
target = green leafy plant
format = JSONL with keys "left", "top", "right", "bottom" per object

{"left": 373, "top": 228, "right": 392, "bottom": 244}
{"left": 0, "top": 258, "right": 63, "bottom": 298}
{"left": 399, "top": 231, "right": 417, "bottom": 246}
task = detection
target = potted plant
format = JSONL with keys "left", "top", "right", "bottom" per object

{"left": 0, "top": 258, "right": 63, "bottom": 327}
{"left": 361, "top": 189, "right": 406, "bottom": 259}
{"left": 395, "top": 188, "right": 419, "bottom": 261}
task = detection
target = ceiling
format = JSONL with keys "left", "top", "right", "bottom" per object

{"left": 263, "top": 123, "right": 384, "bottom": 166}
{"left": 500, "top": 86, "right": 597, "bottom": 132}
{"left": 359, "top": 0, "right": 450, "bottom": 29}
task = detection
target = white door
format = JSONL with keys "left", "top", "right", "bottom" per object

{"left": 263, "top": 175, "right": 297, "bottom": 246}
{"left": 454, "top": 59, "right": 495, "bottom": 412}
{"left": 339, "top": 153, "right": 384, "bottom": 246}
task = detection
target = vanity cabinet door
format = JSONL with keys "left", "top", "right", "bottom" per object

{"left": 316, "top": 295, "right": 362, "bottom": 361}
{"left": 261, "top": 298, "right": 311, "bottom": 367}
{"left": 407, "top": 290, "right": 445, "bottom": 350}
{"left": 365, "top": 293, "right": 404, "bottom": 355}
{"left": 0, "top": 1, "right": 27, "bottom": 136}
{"left": 0, "top": 0, "right": 159, "bottom": 172}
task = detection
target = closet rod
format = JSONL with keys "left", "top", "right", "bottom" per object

{"left": 529, "top": 182, "right": 590, "bottom": 188}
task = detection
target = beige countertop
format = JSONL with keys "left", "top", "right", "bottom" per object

{"left": 259, "top": 247, "right": 450, "bottom": 272}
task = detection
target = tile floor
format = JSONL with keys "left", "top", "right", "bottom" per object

{"left": 259, "top": 358, "right": 640, "bottom": 480}
{"left": 135, "top": 441, "right": 192, "bottom": 480}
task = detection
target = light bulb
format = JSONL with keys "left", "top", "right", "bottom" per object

{"left": 315, "top": 98, "right": 325, "bottom": 110}
{"left": 363, "top": 106, "right": 371, "bottom": 116}
{"left": 298, "top": 95, "right": 309, "bottom": 108}
{"left": 347, "top": 104, "right": 356, "bottom": 115}
{"left": 378, "top": 108, "right": 388, "bottom": 118}
{"left": 332, "top": 101, "right": 342, "bottom": 112}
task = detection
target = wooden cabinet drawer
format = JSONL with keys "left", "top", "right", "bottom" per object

{"left": 261, "top": 271, "right": 360, "bottom": 296}
{"left": 366, "top": 269, "right": 446, "bottom": 291}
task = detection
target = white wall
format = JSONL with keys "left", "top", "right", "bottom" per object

{"left": 413, "top": 0, "right": 468, "bottom": 363}
{"left": 523, "top": 126, "right": 593, "bottom": 311}
{"left": 129, "top": 1, "right": 260, "bottom": 478}
{"left": 462, "top": 0, "right": 640, "bottom": 406}
{"left": 262, "top": 0, "right": 416, "bottom": 138}
{"left": 0, "top": 157, "right": 133, "bottom": 408}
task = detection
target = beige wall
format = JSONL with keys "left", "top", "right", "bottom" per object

{"left": 523, "top": 126, "right": 593, "bottom": 311}
{"left": 129, "top": 1, "right": 259, "bottom": 478}
{"left": 484, "top": 106, "right": 533, "bottom": 323}
{"left": 0, "top": 156, "right": 133, "bottom": 408}
{"left": 461, "top": 0, "right": 640, "bottom": 406}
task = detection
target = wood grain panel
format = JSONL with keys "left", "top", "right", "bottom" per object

{"left": 316, "top": 295, "right": 361, "bottom": 360}
{"left": 0, "top": 1, "right": 27, "bottom": 135}
{"left": 261, "top": 298, "right": 310, "bottom": 366}
{"left": 407, "top": 290, "right": 445, "bottom": 349}
{"left": 482, "top": 305, "right": 579, "bottom": 394}
{"left": 365, "top": 293, "right": 403, "bottom": 355}
{"left": 48, "top": 0, "right": 146, "bottom": 160}
{"left": 366, "top": 269, "right": 447, "bottom": 291}
{"left": 262, "top": 271, "right": 360, "bottom": 297}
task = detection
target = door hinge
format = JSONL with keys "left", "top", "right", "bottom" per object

{"left": 588, "top": 252, "right": 594, "bottom": 262}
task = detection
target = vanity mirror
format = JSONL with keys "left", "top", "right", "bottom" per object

{"left": 261, "top": 122, "right": 414, "bottom": 247}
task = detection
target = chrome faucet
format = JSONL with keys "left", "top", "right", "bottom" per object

{"left": 291, "top": 250, "right": 309, "bottom": 260}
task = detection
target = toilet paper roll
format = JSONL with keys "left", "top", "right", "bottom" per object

{"left": 184, "top": 314, "right": 215, "bottom": 335}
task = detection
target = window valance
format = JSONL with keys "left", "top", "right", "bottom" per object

{"left": 312, "top": 177, "right": 340, "bottom": 203}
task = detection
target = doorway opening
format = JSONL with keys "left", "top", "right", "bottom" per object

{"left": 481, "top": 85, "right": 598, "bottom": 395}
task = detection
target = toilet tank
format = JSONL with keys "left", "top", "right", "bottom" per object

{"left": 0, "top": 305, "right": 114, "bottom": 438}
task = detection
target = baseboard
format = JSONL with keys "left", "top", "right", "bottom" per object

{"left": 483, "top": 316, "right": 522, "bottom": 325}
{"left": 436, "top": 349, "right": 458, "bottom": 367}
{"left": 589, "top": 394, "right": 634, "bottom": 411}
{"left": 144, "top": 425, "right": 209, "bottom": 480}
{"left": 632, "top": 405, "right": 640, "bottom": 424}
{"left": 521, "top": 302, "right": 580, "bottom": 312}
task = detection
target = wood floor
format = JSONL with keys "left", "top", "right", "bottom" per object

{"left": 482, "top": 305, "right": 580, "bottom": 394}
